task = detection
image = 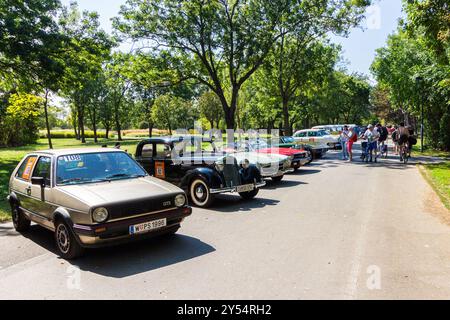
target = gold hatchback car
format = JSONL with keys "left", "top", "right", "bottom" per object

{"left": 7, "top": 148, "right": 192, "bottom": 259}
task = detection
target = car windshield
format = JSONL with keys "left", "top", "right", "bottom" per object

{"left": 282, "top": 137, "right": 295, "bottom": 143}
{"left": 56, "top": 152, "right": 146, "bottom": 185}
{"left": 249, "top": 140, "right": 268, "bottom": 149}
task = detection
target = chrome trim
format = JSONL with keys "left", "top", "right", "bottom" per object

{"left": 210, "top": 181, "right": 266, "bottom": 194}
{"left": 106, "top": 207, "right": 178, "bottom": 223}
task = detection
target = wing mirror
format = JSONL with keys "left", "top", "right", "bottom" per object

{"left": 31, "top": 177, "right": 45, "bottom": 187}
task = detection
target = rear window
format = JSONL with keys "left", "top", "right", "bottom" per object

{"left": 16, "top": 156, "right": 38, "bottom": 181}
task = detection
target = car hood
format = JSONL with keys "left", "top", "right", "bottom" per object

{"left": 57, "top": 176, "right": 183, "bottom": 207}
{"left": 230, "top": 151, "right": 288, "bottom": 164}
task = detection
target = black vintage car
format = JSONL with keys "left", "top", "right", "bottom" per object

{"left": 135, "top": 137, "right": 266, "bottom": 208}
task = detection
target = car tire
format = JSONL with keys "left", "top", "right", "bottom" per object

{"left": 239, "top": 188, "right": 259, "bottom": 200}
{"left": 54, "top": 220, "right": 84, "bottom": 260}
{"left": 189, "top": 178, "right": 215, "bottom": 208}
{"left": 293, "top": 164, "right": 301, "bottom": 172}
{"left": 271, "top": 175, "right": 284, "bottom": 182}
{"left": 11, "top": 202, "right": 30, "bottom": 232}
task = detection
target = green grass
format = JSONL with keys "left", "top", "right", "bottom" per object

{"left": 0, "top": 138, "right": 141, "bottom": 222}
{"left": 412, "top": 139, "right": 450, "bottom": 158}
{"left": 421, "top": 162, "right": 450, "bottom": 210}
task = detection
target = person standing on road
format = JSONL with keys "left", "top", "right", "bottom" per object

{"left": 347, "top": 127, "right": 357, "bottom": 162}
{"left": 340, "top": 125, "right": 349, "bottom": 160}
{"left": 363, "top": 124, "right": 377, "bottom": 163}
{"left": 376, "top": 123, "right": 388, "bottom": 157}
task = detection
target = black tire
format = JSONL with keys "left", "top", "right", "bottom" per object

{"left": 189, "top": 178, "right": 215, "bottom": 208}
{"left": 11, "top": 202, "right": 30, "bottom": 232}
{"left": 54, "top": 220, "right": 84, "bottom": 260}
{"left": 239, "top": 188, "right": 259, "bottom": 200}
{"left": 271, "top": 175, "right": 284, "bottom": 182}
{"left": 293, "top": 164, "right": 301, "bottom": 172}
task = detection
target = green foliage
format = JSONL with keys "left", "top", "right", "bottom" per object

{"left": 198, "top": 91, "right": 223, "bottom": 128}
{"left": 115, "top": 0, "right": 371, "bottom": 129}
{"left": 152, "top": 95, "right": 199, "bottom": 134}
{"left": 0, "top": 93, "right": 43, "bottom": 146}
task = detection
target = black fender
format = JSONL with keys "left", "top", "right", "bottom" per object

{"left": 7, "top": 192, "right": 19, "bottom": 207}
{"left": 180, "top": 167, "right": 224, "bottom": 191}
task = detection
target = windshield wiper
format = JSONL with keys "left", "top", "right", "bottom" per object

{"left": 105, "top": 173, "right": 145, "bottom": 180}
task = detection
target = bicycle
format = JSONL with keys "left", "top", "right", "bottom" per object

{"left": 400, "top": 142, "right": 410, "bottom": 164}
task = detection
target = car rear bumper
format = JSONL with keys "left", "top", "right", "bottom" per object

{"left": 72, "top": 206, "right": 192, "bottom": 248}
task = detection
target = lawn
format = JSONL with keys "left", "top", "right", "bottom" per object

{"left": 421, "top": 162, "right": 450, "bottom": 210}
{"left": 0, "top": 138, "right": 141, "bottom": 222}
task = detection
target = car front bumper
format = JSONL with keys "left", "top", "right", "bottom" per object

{"left": 72, "top": 206, "right": 192, "bottom": 248}
{"left": 210, "top": 181, "right": 266, "bottom": 194}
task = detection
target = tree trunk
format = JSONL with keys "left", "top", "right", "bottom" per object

{"left": 43, "top": 89, "right": 53, "bottom": 149}
{"left": 105, "top": 126, "right": 109, "bottom": 140}
{"left": 78, "top": 107, "right": 86, "bottom": 143}
{"left": 92, "top": 109, "right": 98, "bottom": 143}
{"left": 282, "top": 98, "right": 291, "bottom": 136}
{"left": 148, "top": 122, "right": 153, "bottom": 137}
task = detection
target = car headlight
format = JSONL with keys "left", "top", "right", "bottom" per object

{"left": 92, "top": 207, "right": 108, "bottom": 223}
{"left": 175, "top": 194, "right": 186, "bottom": 207}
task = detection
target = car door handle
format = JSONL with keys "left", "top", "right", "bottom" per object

{"left": 26, "top": 186, "right": 31, "bottom": 195}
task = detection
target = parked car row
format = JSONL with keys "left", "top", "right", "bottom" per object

{"left": 7, "top": 135, "right": 329, "bottom": 259}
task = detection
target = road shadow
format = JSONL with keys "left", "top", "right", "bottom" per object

{"left": 296, "top": 168, "right": 321, "bottom": 175}
{"left": 263, "top": 179, "right": 308, "bottom": 190}
{"left": 71, "top": 234, "right": 215, "bottom": 278}
{"left": 9, "top": 223, "right": 214, "bottom": 278}
{"left": 208, "top": 195, "right": 280, "bottom": 213}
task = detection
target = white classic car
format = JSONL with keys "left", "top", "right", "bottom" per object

{"left": 293, "top": 129, "right": 341, "bottom": 149}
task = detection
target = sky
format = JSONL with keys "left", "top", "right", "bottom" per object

{"left": 60, "top": 0, "right": 405, "bottom": 78}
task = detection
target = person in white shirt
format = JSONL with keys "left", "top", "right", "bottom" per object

{"left": 340, "top": 125, "right": 349, "bottom": 160}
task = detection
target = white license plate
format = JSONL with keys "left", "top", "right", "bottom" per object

{"left": 236, "top": 184, "right": 254, "bottom": 193}
{"left": 129, "top": 218, "right": 167, "bottom": 235}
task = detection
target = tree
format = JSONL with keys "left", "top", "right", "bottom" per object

{"left": 0, "top": 93, "right": 42, "bottom": 146}
{"left": 60, "top": 2, "right": 113, "bottom": 143}
{"left": 152, "top": 95, "right": 198, "bottom": 134}
{"left": 198, "top": 91, "right": 224, "bottom": 128}
{"left": 115, "top": 0, "right": 371, "bottom": 129}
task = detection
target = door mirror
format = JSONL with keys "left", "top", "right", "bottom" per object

{"left": 31, "top": 176, "right": 45, "bottom": 187}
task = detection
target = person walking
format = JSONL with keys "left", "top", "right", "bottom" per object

{"left": 347, "top": 127, "right": 357, "bottom": 162}
{"left": 363, "top": 124, "right": 378, "bottom": 163}
{"left": 340, "top": 126, "right": 350, "bottom": 160}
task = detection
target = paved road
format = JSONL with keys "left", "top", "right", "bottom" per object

{"left": 1, "top": 148, "right": 449, "bottom": 299}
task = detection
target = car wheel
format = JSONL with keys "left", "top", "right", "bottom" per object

{"left": 11, "top": 202, "right": 30, "bottom": 232}
{"left": 239, "top": 188, "right": 259, "bottom": 200}
{"left": 292, "top": 164, "right": 301, "bottom": 172}
{"left": 54, "top": 220, "right": 84, "bottom": 260}
{"left": 189, "top": 178, "right": 215, "bottom": 208}
{"left": 271, "top": 175, "right": 284, "bottom": 182}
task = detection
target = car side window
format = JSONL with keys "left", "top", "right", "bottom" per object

{"left": 141, "top": 143, "right": 154, "bottom": 158}
{"left": 296, "top": 132, "right": 306, "bottom": 138}
{"left": 16, "top": 156, "right": 38, "bottom": 181}
{"left": 308, "top": 131, "right": 317, "bottom": 137}
{"left": 32, "top": 156, "right": 51, "bottom": 187}
{"left": 155, "top": 143, "right": 171, "bottom": 159}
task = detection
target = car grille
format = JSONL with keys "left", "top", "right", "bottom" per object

{"left": 105, "top": 195, "right": 176, "bottom": 220}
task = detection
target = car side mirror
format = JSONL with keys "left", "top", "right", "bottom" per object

{"left": 31, "top": 177, "right": 45, "bottom": 187}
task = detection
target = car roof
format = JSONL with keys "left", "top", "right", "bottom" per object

{"left": 30, "top": 148, "right": 124, "bottom": 157}
{"left": 140, "top": 136, "right": 213, "bottom": 144}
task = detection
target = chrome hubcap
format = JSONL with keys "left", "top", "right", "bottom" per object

{"left": 195, "top": 186, "right": 205, "bottom": 199}
{"left": 56, "top": 224, "right": 70, "bottom": 254}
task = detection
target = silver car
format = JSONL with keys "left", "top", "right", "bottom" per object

{"left": 7, "top": 148, "right": 192, "bottom": 259}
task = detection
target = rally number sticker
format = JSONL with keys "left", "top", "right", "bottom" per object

{"left": 155, "top": 161, "right": 165, "bottom": 179}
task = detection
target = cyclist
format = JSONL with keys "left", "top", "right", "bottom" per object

{"left": 397, "top": 122, "right": 410, "bottom": 161}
